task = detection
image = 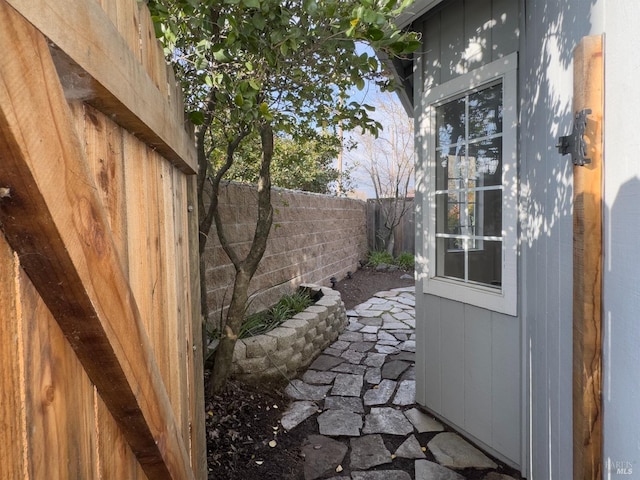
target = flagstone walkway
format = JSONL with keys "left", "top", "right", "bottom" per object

{"left": 281, "top": 287, "right": 519, "bottom": 480}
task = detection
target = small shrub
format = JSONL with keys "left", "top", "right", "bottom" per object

{"left": 367, "top": 250, "right": 394, "bottom": 267}
{"left": 238, "top": 290, "right": 314, "bottom": 339}
{"left": 395, "top": 252, "right": 415, "bottom": 270}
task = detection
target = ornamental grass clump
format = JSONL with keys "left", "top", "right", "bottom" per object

{"left": 238, "top": 290, "right": 314, "bottom": 339}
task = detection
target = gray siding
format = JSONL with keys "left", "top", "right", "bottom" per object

{"left": 413, "top": 0, "right": 522, "bottom": 469}
{"left": 415, "top": 294, "right": 521, "bottom": 465}
{"left": 419, "top": 0, "right": 519, "bottom": 91}
{"left": 519, "top": 0, "right": 603, "bottom": 478}
{"left": 603, "top": 0, "right": 640, "bottom": 474}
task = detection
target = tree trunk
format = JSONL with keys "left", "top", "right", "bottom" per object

{"left": 208, "top": 123, "right": 274, "bottom": 394}
{"left": 384, "top": 229, "right": 395, "bottom": 256}
{"left": 208, "top": 269, "right": 251, "bottom": 393}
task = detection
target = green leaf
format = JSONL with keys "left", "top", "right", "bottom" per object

{"left": 244, "top": 0, "right": 260, "bottom": 7}
{"left": 252, "top": 12, "right": 266, "bottom": 30}
{"left": 188, "top": 111, "right": 205, "bottom": 125}
{"left": 366, "top": 27, "right": 384, "bottom": 41}
{"left": 248, "top": 79, "right": 260, "bottom": 91}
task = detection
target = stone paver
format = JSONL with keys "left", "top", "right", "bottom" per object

{"left": 363, "top": 352, "right": 387, "bottom": 368}
{"left": 342, "top": 349, "right": 367, "bottom": 364}
{"left": 362, "top": 407, "right": 414, "bottom": 435}
{"left": 404, "top": 407, "right": 444, "bottom": 433}
{"left": 483, "top": 474, "right": 519, "bottom": 480}
{"left": 351, "top": 471, "right": 411, "bottom": 480}
{"left": 281, "top": 401, "right": 318, "bottom": 431}
{"left": 332, "top": 363, "right": 367, "bottom": 375}
{"left": 302, "top": 435, "right": 348, "bottom": 480}
{"left": 331, "top": 373, "right": 364, "bottom": 397}
{"left": 364, "top": 367, "right": 382, "bottom": 385}
{"left": 318, "top": 409, "right": 362, "bottom": 437}
{"left": 363, "top": 379, "right": 397, "bottom": 406}
{"left": 415, "top": 460, "right": 465, "bottom": 480}
{"left": 392, "top": 380, "right": 416, "bottom": 406}
{"left": 394, "top": 434, "right": 426, "bottom": 459}
{"left": 428, "top": 432, "right": 498, "bottom": 469}
{"left": 381, "top": 360, "right": 411, "bottom": 380}
{"left": 349, "top": 434, "right": 391, "bottom": 469}
{"left": 324, "top": 396, "right": 364, "bottom": 413}
{"left": 285, "top": 380, "right": 331, "bottom": 401}
{"left": 280, "top": 288, "right": 514, "bottom": 480}
{"left": 375, "top": 344, "right": 400, "bottom": 355}
{"left": 309, "top": 354, "right": 344, "bottom": 371}
{"left": 350, "top": 341, "right": 376, "bottom": 352}
{"left": 302, "top": 370, "right": 338, "bottom": 385}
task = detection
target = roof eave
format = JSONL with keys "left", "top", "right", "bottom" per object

{"left": 395, "top": 0, "right": 444, "bottom": 28}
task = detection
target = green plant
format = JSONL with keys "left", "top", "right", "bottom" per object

{"left": 367, "top": 250, "right": 394, "bottom": 267}
{"left": 238, "top": 290, "right": 314, "bottom": 339}
{"left": 395, "top": 252, "right": 415, "bottom": 270}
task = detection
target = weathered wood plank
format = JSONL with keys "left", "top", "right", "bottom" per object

{"left": 0, "top": 4, "right": 194, "bottom": 479}
{"left": 164, "top": 164, "right": 190, "bottom": 446}
{"left": 97, "top": 396, "right": 146, "bottom": 480}
{"left": 72, "top": 102, "right": 130, "bottom": 273}
{"left": 19, "top": 270, "right": 99, "bottom": 480}
{"left": 0, "top": 238, "right": 28, "bottom": 480}
{"left": 115, "top": 0, "right": 142, "bottom": 62}
{"left": 6, "top": 0, "right": 197, "bottom": 174}
{"left": 572, "top": 35, "right": 604, "bottom": 480}
{"left": 139, "top": 5, "right": 169, "bottom": 95}
{"left": 187, "top": 174, "right": 208, "bottom": 478}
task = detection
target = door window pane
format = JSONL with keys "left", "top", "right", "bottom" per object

{"left": 434, "top": 82, "right": 503, "bottom": 288}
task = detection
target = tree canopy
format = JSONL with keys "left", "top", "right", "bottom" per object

{"left": 149, "top": 0, "right": 419, "bottom": 139}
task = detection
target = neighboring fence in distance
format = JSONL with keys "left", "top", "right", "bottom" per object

{"left": 204, "top": 183, "right": 369, "bottom": 331}
{"left": 366, "top": 198, "right": 416, "bottom": 257}
{"left": 0, "top": 1, "right": 205, "bottom": 479}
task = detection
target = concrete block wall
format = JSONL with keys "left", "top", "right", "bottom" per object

{"left": 230, "top": 285, "right": 347, "bottom": 381}
{"left": 204, "top": 182, "right": 368, "bottom": 329}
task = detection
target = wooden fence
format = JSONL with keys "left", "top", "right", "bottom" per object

{"left": 0, "top": 1, "right": 205, "bottom": 479}
{"left": 366, "top": 198, "right": 415, "bottom": 257}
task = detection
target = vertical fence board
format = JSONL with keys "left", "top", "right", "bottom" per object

{"left": 124, "top": 132, "right": 154, "bottom": 330}
{"left": 19, "top": 271, "right": 98, "bottom": 480}
{"left": 77, "top": 104, "right": 130, "bottom": 272}
{"left": 96, "top": 396, "right": 146, "bottom": 480}
{"left": 187, "top": 174, "right": 207, "bottom": 478}
{"left": 366, "top": 198, "right": 415, "bottom": 256}
{"left": 170, "top": 167, "right": 192, "bottom": 448}
{"left": 0, "top": 238, "right": 27, "bottom": 480}
{"left": 139, "top": 5, "right": 168, "bottom": 95}
{"left": 115, "top": 0, "right": 141, "bottom": 61}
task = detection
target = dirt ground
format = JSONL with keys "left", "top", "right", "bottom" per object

{"left": 205, "top": 267, "right": 414, "bottom": 480}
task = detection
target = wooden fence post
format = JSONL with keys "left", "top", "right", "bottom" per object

{"left": 572, "top": 34, "right": 604, "bottom": 480}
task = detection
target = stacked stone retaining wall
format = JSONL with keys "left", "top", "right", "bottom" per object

{"left": 231, "top": 285, "right": 347, "bottom": 381}
{"left": 204, "top": 182, "right": 367, "bottom": 329}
